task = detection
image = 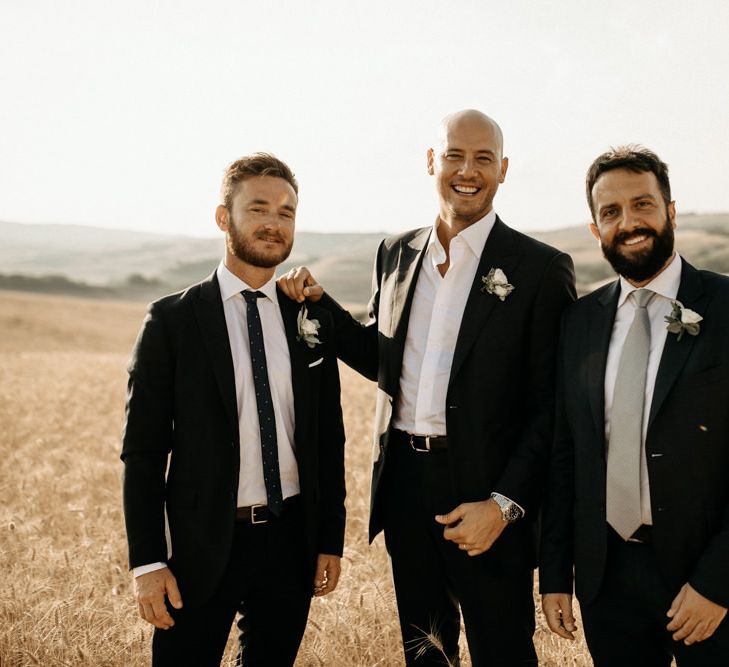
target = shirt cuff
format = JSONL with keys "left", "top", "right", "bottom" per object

{"left": 133, "top": 562, "right": 167, "bottom": 578}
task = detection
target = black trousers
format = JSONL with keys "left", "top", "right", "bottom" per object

{"left": 151, "top": 498, "right": 312, "bottom": 667}
{"left": 381, "top": 435, "right": 537, "bottom": 667}
{"left": 581, "top": 528, "right": 729, "bottom": 667}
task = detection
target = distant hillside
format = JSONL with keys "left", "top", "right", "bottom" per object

{"left": 0, "top": 221, "right": 384, "bottom": 305}
{"left": 2, "top": 213, "right": 728, "bottom": 303}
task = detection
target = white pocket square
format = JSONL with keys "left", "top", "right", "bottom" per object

{"left": 308, "top": 357, "right": 324, "bottom": 368}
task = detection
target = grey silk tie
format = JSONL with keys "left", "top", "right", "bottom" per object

{"left": 606, "top": 288, "right": 654, "bottom": 540}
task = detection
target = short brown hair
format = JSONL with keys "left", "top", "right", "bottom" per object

{"left": 586, "top": 145, "right": 671, "bottom": 221}
{"left": 220, "top": 153, "right": 298, "bottom": 209}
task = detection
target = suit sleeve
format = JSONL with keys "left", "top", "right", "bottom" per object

{"left": 120, "top": 301, "right": 174, "bottom": 569}
{"left": 539, "top": 309, "right": 577, "bottom": 594}
{"left": 317, "top": 240, "right": 384, "bottom": 381}
{"left": 689, "top": 501, "right": 729, "bottom": 607}
{"left": 494, "top": 251, "right": 577, "bottom": 515}
{"left": 315, "top": 311, "right": 347, "bottom": 556}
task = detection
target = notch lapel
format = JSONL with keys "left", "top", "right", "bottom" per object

{"left": 277, "top": 289, "right": 310, "bottom": 446}
{"left": 192, "top": 273, "right": 239, "bottom": 437}
{"left": 449, "top": 218, "right": 519, "bottom": 385}
{"left": 587, "top": 282, "right": 620, "bottom": 447}
{"left": 648, "top": 260, "right": 706, "bottom": 428}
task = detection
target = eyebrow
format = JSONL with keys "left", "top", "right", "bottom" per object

{"left": 248, "top": 198, "right": 295, "bottom": 212}
{"left": 598, "top": 193, "right": 657, "bottom": 213}
{"left": 444, "top": 148, "right": 496, "bottom": 156}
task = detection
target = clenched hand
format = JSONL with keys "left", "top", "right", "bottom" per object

{"left": 278, "top": 267, "right": 323, "bottom": 303}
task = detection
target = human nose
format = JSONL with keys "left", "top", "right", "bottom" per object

{"left": 457, "top": 156, "right": 477, "bottom": 177}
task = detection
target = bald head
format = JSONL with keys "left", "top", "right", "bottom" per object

{"left": 427, "top": 109, "right": 509, "bottom": 230}
{"left": 436, "top": 109, "right": 504, "bottom": 159}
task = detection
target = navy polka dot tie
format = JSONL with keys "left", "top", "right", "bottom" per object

{"left": 242, "top": 290, "right": 284, "bottom": 516}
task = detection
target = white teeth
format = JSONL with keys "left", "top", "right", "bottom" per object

{"left": 453, "top": 185, "right": 478, "bottom": 194}
{"left": 625, "top": 235, "right": 647, "bottom": 246}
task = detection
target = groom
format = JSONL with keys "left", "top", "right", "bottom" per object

{"left": 121, "top": 153, "right": 346, "bottom": 666}
{"left": 280, "top": 109, "right": 575, "bottom": 665}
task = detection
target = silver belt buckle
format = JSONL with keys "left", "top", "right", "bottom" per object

{"left": 250, "top": 504, "right": 268, "bottom": 524}
{"left": 409, "top": 434, "right": 430, "bottom": 452}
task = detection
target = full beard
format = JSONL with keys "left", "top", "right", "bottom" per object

{"left": 227, "top": 225, "right": 293, "bottom": 269}
{"left": 601, "top": 215, "right": 674, "bottom": 283}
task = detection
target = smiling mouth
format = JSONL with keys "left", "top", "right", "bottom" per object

{"left": 452, "top": 184, "right": 481, "bottom": 196}
{"left": 620, "top": 232, "right": 654, "bottom": 248}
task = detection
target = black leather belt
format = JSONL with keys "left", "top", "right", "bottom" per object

{"left": 392, "top": 429, "right": 448, "bottom": 452}
{"left": 628, "top": 524, "right": 653, "bottom": 544}
{"left": 236, "top": 495, "right": 300, "bottom": 524}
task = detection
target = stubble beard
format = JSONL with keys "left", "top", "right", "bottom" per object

{"left": 227, "top": 221, "right": 293, "bottom": 269}
{"left": 601, "top": 214, "right": 675, "bottom": 283}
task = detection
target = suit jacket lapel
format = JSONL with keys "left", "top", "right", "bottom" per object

{"left": 277, "top": 288, "right": 309, "bottom": 446}
{"left": 648, "top": 259, "right": 706, "bottom": 428}
{"left": 449, "top": 218, "right": 519, "bottom": 385}
{"left": 588, "top": 282, "right": 620, "bottom": 446}
{"left": 192, "top": 272, "right": 239, "bottom": 437}
{"left": 390, "top": 227, "right": 431, "bottom": 342}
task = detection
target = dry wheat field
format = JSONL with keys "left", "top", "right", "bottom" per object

{"left": 0, "top": 290, "right": 592, "bottom": 666}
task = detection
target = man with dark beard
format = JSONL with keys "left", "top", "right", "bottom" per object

{"left": 121, "top": 154, "right": 346, "bottom": 666}
{"left": 540, "top": 145, "right": 729, "bottom": 666}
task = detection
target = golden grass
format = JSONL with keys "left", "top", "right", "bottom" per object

{"left": 0, "top": 290, "right": 591, "bottom": 666}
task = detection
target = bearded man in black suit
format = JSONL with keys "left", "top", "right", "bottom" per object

{"left": 121, "top": 153, "right": 346, "bottom": 666}
{"left": 280, "top": 110, "right": 576, "bottom": 666}
{"left": 540, "top": 146, "right": 729, "bottom": 666}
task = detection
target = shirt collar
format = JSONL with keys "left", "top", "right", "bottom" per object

{"left": 216, "top": 261, "right": 279, "bottom": 305}
{"left": 428, "top": 209, "right": 497, "bottom": 266}
{"left": 617, "top": 252, "right": 682, "bottom": 307}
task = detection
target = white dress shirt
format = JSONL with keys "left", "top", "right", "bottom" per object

{"left": 393, "top": 210, "right": 496, "bottom": 435}
{"left": 604, "top": 252, "right": 682, "bottom": 526}
{"left": 134, "top": 262, "right": 299, "bottom": 577}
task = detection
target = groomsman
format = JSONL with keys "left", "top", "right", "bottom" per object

{"left": 540, "top": 145, "right": 729, "bottom": 666}
{"left": 121, "top": 153, "right": 346, "bottom": 666}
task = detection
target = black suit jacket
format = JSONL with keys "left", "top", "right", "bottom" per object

{"left": 320, "top": 217, "right": 575, "bottom": 570}
{"left": 121, "top": 272, "right": 346, "bottom": 608}
{"left": 540, "top": 259, "right": 729, "bottom": 607}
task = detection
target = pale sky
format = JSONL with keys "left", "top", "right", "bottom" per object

{"left": 2, "top": 1, "right": 728, "bottom": 237}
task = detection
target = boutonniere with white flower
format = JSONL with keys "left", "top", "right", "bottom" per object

{"left": 664, "top": 300, "right": 702, "bottom": 341}
{"left": 481, "top": 267, "right": 514, "bottom": 301}
{"left": 296, "top": 306, "right": 322, "bottom": 348}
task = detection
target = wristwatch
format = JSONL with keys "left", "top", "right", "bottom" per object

{"left": 490, "top": 492, "right": 524, "bottom": 523}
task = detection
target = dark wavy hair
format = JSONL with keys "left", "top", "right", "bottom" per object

{"left": 586, "top": 145, "right": 670, "bottom": 221}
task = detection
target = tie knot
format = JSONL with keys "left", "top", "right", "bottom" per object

{"left": 632, "top": 289, "right": 654, "bottom": 309}
{"left": 242, "top": 290, "right": 266, "bottom": 304}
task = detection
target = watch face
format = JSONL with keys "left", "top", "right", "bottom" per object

{"left": 504, "top": 505, "right": 521, "bottom": 522}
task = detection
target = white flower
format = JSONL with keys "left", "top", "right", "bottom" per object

{"left": 296, "top": 306, "right": 321, "bottom": 348}
{"left": 492, "top": 268, "right": 508, "bottom": 284}
{"left": 665, "top": 300, "right": 702, "bottom": 341}
{"left": 481, "top": 267, "right": 515, "bottom": 301}
{"left": 679, "top": 306, "right": 703, "bottom": 325}
{"left": 493, "top": 284, "right": 510, "bottom": 299}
